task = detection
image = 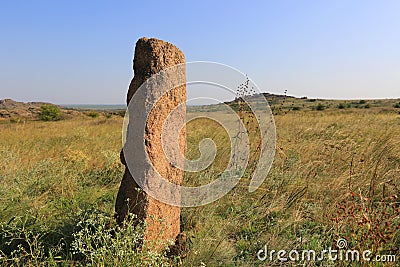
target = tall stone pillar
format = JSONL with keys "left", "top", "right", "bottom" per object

{"left": 115, "top": 37, "right": 186, "bottom": 246}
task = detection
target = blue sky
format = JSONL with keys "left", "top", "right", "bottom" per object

{"left": 1, "top": 0, "right": 399, "bottom": 104}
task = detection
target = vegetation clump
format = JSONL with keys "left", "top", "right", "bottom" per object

{"left": 39, "top": 104, "right": 61, "bottom": 121}
{"left": 0, "top": 211, "right": 175, "bottom": 266}
{"left": 338, "top": 102, "right": 352, "bottom": 109}
{"left": 313, "top": 103, "right": 326, "bottom": 111}
{"left": 86, "top": 111, "right": 99, "bottom": 118}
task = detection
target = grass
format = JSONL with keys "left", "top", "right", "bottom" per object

{"left": 182, "top": 109, "right": 400, "bottom": 266}
{"left": 0, "top": 103, "right": 399, "bottom": 266}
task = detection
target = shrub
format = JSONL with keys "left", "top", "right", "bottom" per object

{"left": 359, "top": 100, "right": 366, "bottom": 104}
{"left": 0, "top": 210, "right": 176, "bottom": 266}
{"left": 292, "top": 106, "right": 301, "bottom": 111}
{"left": 364, "top": 104, "right": 370, "bottom": 108}
{"left": 9, "top": 117, "right": 19, "bottom": 123}
{"left": 117, "top": 110, "right": 126, "bottom": 117}
{"left": 71, "top": 210, "right": 174, "bottom": 266}
{"left": 313, "top": 103, "right": 326, "bottom": 111}
{"left": 86, "top": 111, "right": 99, "bottom": 118}
{"left": 332, "top": 190, "right": 400, "bottom": 254}
{"left": 394, "top": 102, "right": 400, "bottom": 108}
{"left": 338, "top": 103, "right": 346, "bottom": 109}
{"left": 39, "top": 105, "right": 61, "bottom": 121}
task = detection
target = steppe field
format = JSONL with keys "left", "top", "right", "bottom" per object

{"left": 0, "top": 98, "right": 399, "bottom": 266}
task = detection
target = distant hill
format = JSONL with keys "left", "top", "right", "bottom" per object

{"left": 2, "top": 94, "right": 399, "bottom": 121}
{"left": 0, "top": 99, "right": 81, "bottom": 120}
{"left": 0, "top": 99, "right": 48, "bottom": 119}
{"left": 218, "top": 93, "right": 400, "bottom": 115}
{"left": 61, "top": 104, "right": 126, "bottom": 111}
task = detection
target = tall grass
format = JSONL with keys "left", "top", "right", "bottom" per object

{"left": 0, "top": 118, "right": 177, "bottom": 266}
{"left": 0, "top": 109, "right": 399, "bottom": 266}
{"left": 181, "top": 110, "right": 400, "bottom": 266}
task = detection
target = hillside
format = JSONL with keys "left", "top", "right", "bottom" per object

{"left": 0, "top": 99, "right": 83, "bottom": 120}
{"left": 189, "top": 93, "right": 400, "bottom": 114}
{"left": 2, "top": 95, "right": 399, "bottom": 122}
{"left": 0, "top": 99, "right": 51, "bottom": 119}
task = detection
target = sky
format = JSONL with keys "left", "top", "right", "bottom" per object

{"left": 1, "top": 0, "right": 399, "bottom": 104}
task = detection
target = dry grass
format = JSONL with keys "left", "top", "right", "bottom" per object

{"left": 0, "top": 108, "right": 399, "bottom": 266}
{"left": 182, "top": 110, "right": 400, "bottom": 266}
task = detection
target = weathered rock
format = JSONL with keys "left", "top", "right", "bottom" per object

{"left": 0, "top": 99, "right": 47, "bottom": 119}
{"left": 115, "top": 37, "right": 186, "bottom": 247}
{"left": 0, "top": 109, "right": 10, "bottom": 118}
{"left": 0, "top": 99, "right": 91, "bottom": 120}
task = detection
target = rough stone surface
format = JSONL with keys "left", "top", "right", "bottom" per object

{"left": 115, "top": 37, "right": 186, "bottom": 246}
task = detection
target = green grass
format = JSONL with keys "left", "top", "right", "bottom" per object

{"left": 0, "top": 101, "right": 399, "bottom": 266}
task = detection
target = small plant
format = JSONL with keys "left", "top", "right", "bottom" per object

{"left": 0, "top": 210, "right": 176, "bottom": 266}
{"left": 39, "top": 104, "right": 61, "bottom": 121}
{"left": 313, "top": 103, "right": 326, "bottom": 111}
{"left": 364, "top": 104, "right": 370, "bottom": 109}
{"left": 9, "top": 117, "right": 19, "bottom": 123}
{"left": 359, "top": 100, "right": 366, "bottom": 104}
{"left": 117, "top": 110, "right": 126, "bottom": 117}
{"left": 270, "top": 89, "right": 291, "bottom": 115}
{"left": 86, "top": 111, "right": 99, "bottom": 118}
{"left": 234, "top": 75, "right": 256, "bottom": 116}
{"left": 393, "top": 102, "right": 400, "bottom": 108}
{"left": 71, "top": 210, "right": 174, "bottom": 266}
{"left": 338, "top": 103, "right": 346, "bottom": 109}
{"left": 331, "top": 189, "right": 399, "bottom": 254}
